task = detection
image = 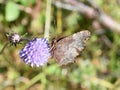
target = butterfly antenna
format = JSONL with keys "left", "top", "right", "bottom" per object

{"left": 0, "top": 42, "right": 9, "bottom": 55}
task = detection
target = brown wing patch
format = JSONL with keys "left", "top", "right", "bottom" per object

{"left": 51, "top": 30, "right": 91, "bottom": 66}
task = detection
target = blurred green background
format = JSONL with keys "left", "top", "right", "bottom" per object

{"left": 0, "top": 0, "right": 120, "bottom": 90}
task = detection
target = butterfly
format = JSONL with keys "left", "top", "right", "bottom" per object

{"left": 50, "top": 30, "right": 91, "bottom": 66}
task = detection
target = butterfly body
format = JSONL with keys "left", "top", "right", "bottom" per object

{"left": 51, "top": 30, "right": 91, "bottom": 66}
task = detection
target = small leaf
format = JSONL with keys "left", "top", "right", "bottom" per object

{"left": 5, "top": 2, "right": 20, "bottom": 22}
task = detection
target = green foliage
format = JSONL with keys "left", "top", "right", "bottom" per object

{"left": 5, "top": 1, "right": 20, "bottom": 22}
{"left": 18, "top": 0, "right": 35, "bottom": 6}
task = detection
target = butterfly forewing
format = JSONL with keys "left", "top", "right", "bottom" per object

{"left": 51, "top": 30, "right": 91, "bottom": 66}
